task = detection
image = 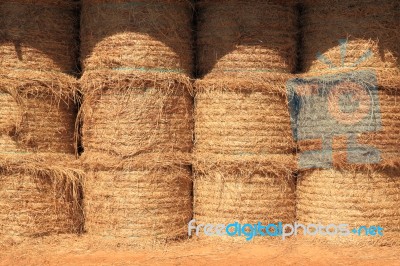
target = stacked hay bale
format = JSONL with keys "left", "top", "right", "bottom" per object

{"left": 80, "top": 0, "right": 194, "bottom": 244}
{"left": 0, "top": 0, "right": 82, "bottom": 243}
{"left": 194, "top": 0, "right": 298, "bottom": 239}
{"left": 0, "top": 154, "right": 84, "bottom": 245}
{"left": 296, "top": 0, "right": 400, "bottom": 246}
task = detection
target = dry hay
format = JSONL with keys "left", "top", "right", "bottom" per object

{"left": 0, "top": 78, "right": 78, "bottom": 155}
{"left": 292, "top": 70, "right": 400, "bottom": 168}
{"left": 296, "top": 168, "right": 400, "bottom": 246}
{"left": 80, "top": 0, "right": 193, "bottom": 76}
{"left": 301, "top": 0, "right": 400, "bottom": 73}
{"left": 0, "top": 153, "right": 84, "bottom": 245}
{"left": 0, "top": 0, "right": 79, "bottom": 76}
{"left": 80, "top": 72, "right": 193, "bottom": 165}
{"left": 196, "top": 0, "right": 297, "bottom": 79}
{"left": 193, "top": 155, "right": 296, "bottom": 240}
{"left": 83, "top": 164, "right": 192, "bottom": 244}
{"left": 194, "top": 75, "right": 295, "bottom": 164}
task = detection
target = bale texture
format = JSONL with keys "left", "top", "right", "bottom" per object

{"left": 196, "top": 0, "right": 297, "bottom": 78}
{"left": 0, "top": 79, "right": 78, "bottom": 155}
{"left": 194, "top": 156, "right": 296, "bottom": 228}
{"left": 0, "top": 153, "right": 84, "bottom": 245}
{"left": 291, "top": 70, "right": 400, "bottom": 167}
{"left": 81, "top": 0, "right": 193, "bottom": 75}
{"left": 297, "top": 168, "right": 400, "bottom": 246}
{"left": 81, "top": 72, "right": 193, "bottom": 164}
{"left": 0, "top": 0, "right": 79, "bottom": 75}
{"left": 194, "top": 76, "right": 295, "bottom": 162}
{"left": 0, "top": 89, "right": 22, "bottom": 154}
{"left": 84, "top": 165, "right": 192, "bottom": 243}
{"left": 301, "top": 0, "right": 400, "bottom": 73}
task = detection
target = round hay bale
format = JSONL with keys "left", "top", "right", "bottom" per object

{"left": 80, "top": 0, "right": 193, "bottom": 76}
{"left": 193, "top": 156, "right": 296, "bottom": 240}
{"left": 196, "top": 0, "right": 297, "bottom": 79}
{"left": 301, "top": 0, "right": 400, "bottom": 73}
{"left": 297, "top": 168, "right": 400, "bottom": 246}
{"left": 84, "top": 165, "right": 192, "bottom": 244}
{"left": 0, "top": 153, "right": 84, "bottom": 245}
{"left": 0, "top": 89, "right": 22, "bottom": 154}
{"left": 194, "top": 75, "right": 295, "bottom": 161}
{"left": 293, "top": 70, "right": 400, "bottom": 167}
{"left": 0, "top": 79, "right": 78, "bottom": 155}
{"left": 0, "top": 0, "right": 79, "bottom": 75}
{"left": 81, "top": 72, "right": 193, "bottom": 165}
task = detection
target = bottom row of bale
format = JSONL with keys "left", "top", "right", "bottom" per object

{"left": 0, "top": 154, "right": 399, "bottom": 246}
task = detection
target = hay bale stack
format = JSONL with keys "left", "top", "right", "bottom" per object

{"left": 195, "top": 77, "right": 295, "bottom": 158}
{"left": 84, "top": 164, "right": 192, "bottom": 242}
{"left": 196, "top": 0, "right": 297, "bottom": 79}
{"left": 0, "top": 154, "right": 84, "bottom": 245}
{"left": 301, "top": 0, "right": 400, "bottom": 73}
{"left": 80, "top": 73, "right": 194, "bottom": 244}
{"left": 194, "top": 156, "right": 296, "bottom": 227}
{"left": 0, "top": 0, "right": 79, "bottom": 76}
{"left": 80, "top": 0, "right": 193, "bottom": 76}
{"left": 0, "top": 79, "right": 78, "bottom": 155}
{"left": 81, "top": 73, "right": 193, "bottom": 163}
{"left": 193, "top": 76, "right": 297, "bottom": 238}
{"left": 297, "top": 168, "right": 400, "bottom": 246}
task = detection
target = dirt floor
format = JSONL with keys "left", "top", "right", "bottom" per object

{"left": 0, "top": 235, "right": 399, "bottom": 265}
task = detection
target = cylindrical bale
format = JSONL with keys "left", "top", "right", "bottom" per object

{"left": 0, "top": 79, "right": 78, "bottom": 155}
{"left": 297, "top": 167, "right": 400, "bottom": 246}
{"left": 193, "top": 156, "right": 296, "bottom": 240}
{"left": 196, "top": 0, "right": 298, "bottom": 79}
{"left": 194, "top": 76, "right": 295, "bottom": 159}
{"left": 291, "top": 70, "right": 400, "bottom": 167}
{"left": 81, "top": 73, "right": 193, "bottom": 164}
{"left": 0, "top": 0, "right": 79, "bottom": 76}
{"left": 0, "top": 154, "right": 83, "bottom": 245}
{"left": 301, "top": 0, "right": 400, "bottom": 73}
{"left": 84, "top": 164, "right": 192, "bottom": 244}
{"left": 80, "top": 0, "right": 193, "bottom": 76}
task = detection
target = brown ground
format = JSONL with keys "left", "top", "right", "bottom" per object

{"left": 0, "top": 235, "right": 399, "bottom": 265}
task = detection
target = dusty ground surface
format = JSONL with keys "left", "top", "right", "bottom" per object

{"left": 0, "top": 235, "right": 399, "bottom": 265}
